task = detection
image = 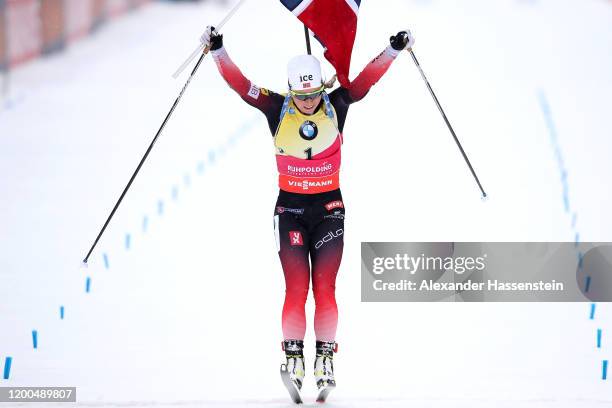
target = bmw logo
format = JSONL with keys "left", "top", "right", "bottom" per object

{"left": 299, "top": 121, "right": 318, "bottom": 141}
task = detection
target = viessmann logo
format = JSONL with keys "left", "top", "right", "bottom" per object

{"left": 288, "top": 179, "right": 334, "bottom": 190}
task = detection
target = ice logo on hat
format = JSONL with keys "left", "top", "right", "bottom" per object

{"left": 288, "top": 55, "right": 323, "bottom": 92}
{"left": 299, "top": 121, "right": 318, "bottom": 141}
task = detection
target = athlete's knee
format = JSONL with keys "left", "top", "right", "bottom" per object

{"left": 285, "top": 286, "right": 309, "bottom": 304}
{"left": 312, "top": 283, "right": 336, "bottom": 305}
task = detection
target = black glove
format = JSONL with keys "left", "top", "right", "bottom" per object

{"left": 201, "top": 26, "right": 223, "bottom": 51}
{"left": 210, "top": 26, "right": 223, "bottom": 51}
{"left": 389, "top": 30, "right": 415, "bottom": 51}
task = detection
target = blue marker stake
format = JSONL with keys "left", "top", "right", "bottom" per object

{"left": 574, "top": 232, "right": 580, "bottom": 247}
{"left": 32, "top": 330, "right": 38, "bottom": 349}
{"left": 3, "top": 357, "right": 12, "bottom": 380}
{"left": 585, "top": 276, "right": 592, "bottom": 293}
{"left": 172, "top": 186, "right": 179, "bottom": 201}
{"left": 125, "top": 233, "right": 131, "bottom": 250}
{"left": 142, "top": 216, "right": 149, "bottom": 233}
{"left": 571, "top": 212, "right": 577, "bottom": 228}
{"left": 597, "top": 329, "right": 602, "bottom": 349}
{"left": 103, "top": 253, "right": 109, "bottom": 270}
{"left": 208, "top": 150, "right": 216, "bottom": 164}
{"left": 60, "top": 306, "right": 64, "bottom": 320}
{"left": 184, "top": 174, "right": 191, "bottom": 187}
{"left": 603, "top": 360, "right": 608, "bottom": 380}
{"left": 578, "top": 252, "right": 584, "bottom": 270}
{"left": 590, "top": 303, "right": 596, "bottom": 320}
{"left": 158, "top": 200, "right": 164, "bottom": 216}
{"left": 86, "top": 277, "right": 91, "bottom": 293}
{"left": 197, "top": 161, "right": 205, "bottom": 174}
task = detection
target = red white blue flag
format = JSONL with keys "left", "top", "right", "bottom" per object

{"left": 280, "top": 0, "right": 361, "bottom": 87}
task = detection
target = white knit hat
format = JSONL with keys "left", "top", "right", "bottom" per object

{"left": 287, "top": 55, "right": 323, "bottom": 92}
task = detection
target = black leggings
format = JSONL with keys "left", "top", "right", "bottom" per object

{"left": 274, "top": 189, "right": 345, "bottom": 342}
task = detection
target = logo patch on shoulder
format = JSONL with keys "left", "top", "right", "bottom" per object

{"left": 325, "top": 201, "right": 344, "bottom": 211}
{"left": 289, "top": 231, "right": 304, "bottom": 246}
{"left": 248, "top": 84, "right": 260, "bottom": 100}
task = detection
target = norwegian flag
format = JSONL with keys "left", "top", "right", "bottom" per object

{"left": 280, "top": 0, "right": 361, "bottom": 87}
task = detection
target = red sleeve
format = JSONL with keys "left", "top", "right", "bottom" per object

{"left": 347, "top": 46, "right": 400, "bottom": 102}
{"left": 211, "top": 47, "right": 284, "bottom": 115}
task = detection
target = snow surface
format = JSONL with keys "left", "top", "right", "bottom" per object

{"left": 0, "top": 0, "right": 611, "bottom": 406}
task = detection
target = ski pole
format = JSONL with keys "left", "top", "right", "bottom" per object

{"left": 408, "top": 49, "right": 487, "bottom": 198}
{"left": 82, "top": 45, "right": 211, "bottom": 266}
{"left": 172, "top": 0, "right": 248, "bottom": 79}
{"left": 83, "top": 0, "right": 248, "bottom": 265}
{"left": 304, "top": 25, "right": 312, "bottom": 55}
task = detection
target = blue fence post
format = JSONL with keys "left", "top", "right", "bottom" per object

{"left": 3, "top": 357, "right": 12, "bottom": 380}
{"left": 597, "top": 329, "right": 602, "bottom": 349}
{"left": 0, "top": 0, "right": 6, "bottom": 72}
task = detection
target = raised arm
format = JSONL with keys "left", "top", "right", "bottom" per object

{"left": 202, "top": 26, "right": 284, "bottom": 115}
{"left": 347, "top": 30, "right": 415, "bottom": 103}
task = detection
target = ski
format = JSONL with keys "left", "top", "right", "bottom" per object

{"left": 316, "top": 383, "right": 335, "bottom": 403}
{"left": 280, "top": 363, "right": 303, "bottom": 404}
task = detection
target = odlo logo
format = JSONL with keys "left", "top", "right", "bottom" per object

{"left": 299, "top": 121, "right": 318, "bottom": 141}
{"left": 315, "top": 228, "right": 344, "bottom": 249}
{"left": 289, "top": 231, "right": 303, "bottom": 246}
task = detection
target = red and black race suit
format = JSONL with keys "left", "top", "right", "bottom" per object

{"left": 212, "top": 45, "right": 398, "bottom": 341}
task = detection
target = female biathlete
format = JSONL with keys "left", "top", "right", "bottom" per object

{"left": 200, "top": 26, "right": 414, "bottom": 401}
